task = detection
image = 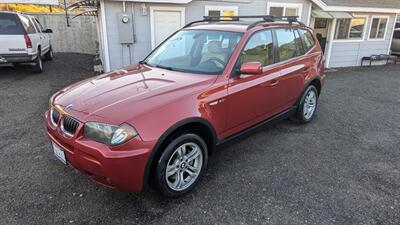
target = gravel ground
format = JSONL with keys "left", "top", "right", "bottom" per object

{"left": 0, "top": 53, "right": 399, "bottom": 225}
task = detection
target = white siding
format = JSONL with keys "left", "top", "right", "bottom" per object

{"left": 329, "top": 13, "right": 396, "bottom": 68}
{"left": 102, "top": 0, "right": 312, "bottom": 71}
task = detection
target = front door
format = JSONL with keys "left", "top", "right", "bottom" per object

{"left": 150, "top": 7, "right": 185, "bottom": 49}
{"left": 312, "top": 18, "right": 332, "bottom": 54}
{"left": 226, "top": 29, "right": 282, "bottom": 132}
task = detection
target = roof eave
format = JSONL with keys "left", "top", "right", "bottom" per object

{"left": 312, "top": 0, "right": 400, "bottom": 13}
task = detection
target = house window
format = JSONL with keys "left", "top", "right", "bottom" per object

{"left": 205, "top": 5, "right": 238, "bottom": 17}
{"left": 369, "top": 17, "right": 388, "bottom": 40}
{"left": 267, "top": 3, "right": 302, "bottom": 18}
{"left": 334, "top": 18, "right": 366, "bottom": 40}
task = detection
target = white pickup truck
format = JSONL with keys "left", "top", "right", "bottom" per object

{"left": 0, "top": 11, "right": 53, "bottom": 73}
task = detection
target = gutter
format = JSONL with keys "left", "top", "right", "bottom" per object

{"left": 312, "top": 0, "right": 400, "bottom": 13}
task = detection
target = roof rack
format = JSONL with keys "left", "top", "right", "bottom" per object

{"left": 183, "top": 15, "right": 304, "bottom": 30}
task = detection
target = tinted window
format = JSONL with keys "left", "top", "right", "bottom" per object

{"left": 294, "top": 29, "right": 304, "bottom": 55}
{"left": 0, "top": 13, "right": 24, "bottom": 35}
{"left": 240, "top": 30, "right": 274, "bottom": 67}
{"left": 275, "top": 28, "right": 299, "bottom": 62}
{"left": 299, "top": 29, "right": 316, "bottom": 52}
{"left": 19, "top": 15, "right": 36, "bottom": 34}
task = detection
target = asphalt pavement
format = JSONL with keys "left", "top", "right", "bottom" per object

{"left": 0, "top": 54, "right": 399, "bottom": 225}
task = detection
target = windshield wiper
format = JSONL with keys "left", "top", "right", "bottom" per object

{"left": 139, "top": 61, "right": 174, "bottom": 71}
{"left": 154, "top": 64, "right": 174, "bottom": 71}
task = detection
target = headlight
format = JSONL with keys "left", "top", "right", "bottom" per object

{"left": 83, "top": 122, "right": 138, "bottom": 146}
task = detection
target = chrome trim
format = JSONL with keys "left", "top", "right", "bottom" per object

{"left": 49, "top": 107, "right": 59, "bottom": 127}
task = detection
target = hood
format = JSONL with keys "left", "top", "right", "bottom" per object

{"left": 53, "top": 64, "right": 217, "bottom": 123}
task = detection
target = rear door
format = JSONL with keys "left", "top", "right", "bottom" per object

{"left": 270, "top": 28, "right": 307, "bottom": 110}
{"left": 0, "top": 13, "right": 26, "bottom": 55}
{"left": 33, "top": 18, "right": 50, "bottom": 53}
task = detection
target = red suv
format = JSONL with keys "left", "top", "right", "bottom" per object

{"left": 45, "top": 16, "right": 325, "bottom": 197}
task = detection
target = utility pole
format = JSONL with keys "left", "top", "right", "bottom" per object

{"left": 63, "top": 0, "right": 70, "bottom": 27}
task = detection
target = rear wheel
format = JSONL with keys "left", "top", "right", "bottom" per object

{"left": 292, "top": 85, "right": 318, "bottom": 123}
{"left": 156, "top": 133, "right": 208, "bottom": 197}
{"left": 31, "top": 50, "right": 43, "bottom": 73}
{"left": 44, "top": 46, "right": 53, "bottom": 61}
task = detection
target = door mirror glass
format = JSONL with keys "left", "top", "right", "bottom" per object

{"left": 43, "top": 29, "right": 53, "bottom": 33}
{"left": 240, "top": 62, "right": 263, "bottom": 75}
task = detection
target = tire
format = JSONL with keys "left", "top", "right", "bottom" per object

{"left": 31, "top": 50, "right": 43, "bottom": 73}
{"left": 155, "top": 133, "right": 208, "bottom": 198}
{"left": 44, "top": 46, "right": 53, "bottom": 61}
{"left": 292, "top": 85, "right": 318, "bottom": 123}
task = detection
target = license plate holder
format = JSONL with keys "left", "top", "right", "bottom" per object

{"left": 52, "top": 142, "right": 67, "bottom": 165}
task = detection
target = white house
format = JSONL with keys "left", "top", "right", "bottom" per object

{"left": 94, "top": 0, "right": 400, "bottom": 71}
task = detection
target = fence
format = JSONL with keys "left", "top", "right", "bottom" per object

{"left": 28, "top": 13, "right": 98, "bottom": 55}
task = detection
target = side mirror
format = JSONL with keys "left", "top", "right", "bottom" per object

{"left": 240, "top": 62, "right": 263, "bottom": 75}
{"left": 43, "top": 29, "right": 53, "bottom": 33}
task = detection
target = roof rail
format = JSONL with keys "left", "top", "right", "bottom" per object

{"left": 183, "top": 15, "right": 304, "bottom": 30}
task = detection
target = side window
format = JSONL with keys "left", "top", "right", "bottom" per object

{"left": 294, "top": 29, "right": 304, "bottom": 55}
{"left": 34, "top": 18, "right": 44, "bottom": 32}
{"left": 19, "top": 15, "right": 36, "bottom": 34}
{"left": 299, "top": 29, "right": 316, "bottom": 52}
{"left": 275, "top": 28, "right": 299, "bottom": 62}
{"left": 240, "top": 29, "right": 274, "bottom": 67}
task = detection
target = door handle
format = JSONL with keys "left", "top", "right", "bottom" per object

{"left": 303, "top": 66, "right": 310, "bottom": 73}
{"left": 269, "top": 79, "right": 279, "bottom": 87}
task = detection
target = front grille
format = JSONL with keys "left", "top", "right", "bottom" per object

{"left": 61, "top": 116, "right": 80, "bottom": 137}
{"left": 50, "top": 107, "right": 60, "bottom": 127}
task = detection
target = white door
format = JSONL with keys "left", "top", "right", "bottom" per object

{"left": 151, "top": 7, "right": 185, "bottom": 48}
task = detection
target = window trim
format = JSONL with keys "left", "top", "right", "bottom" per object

{"left": 367, "top": 15, "right": 390, "bottom": 41}
{"left": 204, "top": 5, "right": 239, "bottom": 16}
{"left": 266, "top": 2, "right": 303, "bottom": 19}
{"left": 332, "top": 15, "right": 368, "bottom": 43}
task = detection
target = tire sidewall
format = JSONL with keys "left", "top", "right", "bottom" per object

{"left": 156, "top": 133, "right": 208, "bottom": 198}
{"left": 297, "top": 85, "right": 318, "bottom": 123}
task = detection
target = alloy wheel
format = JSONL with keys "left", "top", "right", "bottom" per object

{"left": 165, "top": 142, "right": 203, "bottom": 191}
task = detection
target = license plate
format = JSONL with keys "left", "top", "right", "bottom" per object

{"left": 52, "top": 142, "right": 67, "bottom": 165}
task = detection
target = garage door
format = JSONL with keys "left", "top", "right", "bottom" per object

{"left": 151, "top": 7, "right": 185, "bottom": 48}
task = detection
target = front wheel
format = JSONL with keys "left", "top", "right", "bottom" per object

{"left": 156, "top": 133, "right": 208, "bottom": 197}
{"left": 293, "top": 85, "right": 318, "bottom": 123}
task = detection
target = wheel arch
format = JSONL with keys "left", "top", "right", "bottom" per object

{"left": 293, "top": 77, "right": 322, "bottom": 109}
{"left": 142, "top": 117, "right": 218, "bottom": 191}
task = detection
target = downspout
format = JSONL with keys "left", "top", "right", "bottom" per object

{"left": 100, "top": 0, "right": 111, "bottom": 72}
{"left": 325, "top": 18, "right": 336, "bottom": 68}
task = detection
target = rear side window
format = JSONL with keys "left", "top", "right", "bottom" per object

{"left": 275, "top": 28, "right": 300, "bottom": 62}
{"left": 299, "top": 29, "right": 316, "bottom": 52}
{"left": 19, "top": 15, "right": 36, "bottom": 34}
{"left": 0, "top": 13, "right": 24, "bottom": 35}
{"left": 240, "top": 29, "right": 274, "bottom": 67}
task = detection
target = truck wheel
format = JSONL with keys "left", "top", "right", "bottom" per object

{"left": 156, "top": 133, "right": 208, "bottom": 198}
{"left": 44, "top": 46, "right": 53, "bottom": 61}
{"left": 292, "top": 85, "right": 318, "bottom": 123}
{"left": 31, "top": 50, "right": 43, "bottom": 73}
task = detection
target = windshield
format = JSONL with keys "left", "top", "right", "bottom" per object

{"left": 145, "top": 29, "right": 243, "bottom": 74}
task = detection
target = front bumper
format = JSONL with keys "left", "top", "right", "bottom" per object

{"left": 44, "top": 110, "right": 153, "bottom": 192}
{"left": 0, "top": 53, "right": 36, "bottom": 63}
